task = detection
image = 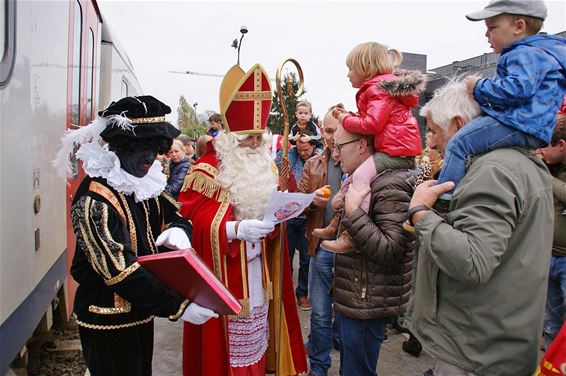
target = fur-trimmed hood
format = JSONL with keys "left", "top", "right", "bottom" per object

{"left": 378, "top": 69, "right": 427, "bottom": 97}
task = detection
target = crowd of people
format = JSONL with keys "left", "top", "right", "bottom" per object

{"left": 52, "top": 0, "right": 566, "bottom": 375}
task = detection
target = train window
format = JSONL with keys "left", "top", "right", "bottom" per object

{"left": 0, "top": 0, "right": 15, "bottom": 88}
{"left": 86, "top": 27, "right": 94, "bottom": 121}
{"left": 71, "top": 0, "right": 82, "bottom": 125}
{"left": 121, "top": 78, "right": 128, "bottom": 97}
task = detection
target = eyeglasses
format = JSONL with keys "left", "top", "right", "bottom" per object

{"left": 333, "top": 138, "right": 361, "bottom": 153}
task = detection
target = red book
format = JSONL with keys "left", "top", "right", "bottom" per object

{"left": 138, "top": 249, "right": 242, "bottom": 316}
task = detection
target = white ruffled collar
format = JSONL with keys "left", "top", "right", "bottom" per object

{"left": 76, "top": 142, "right": 166, "bottom": 202}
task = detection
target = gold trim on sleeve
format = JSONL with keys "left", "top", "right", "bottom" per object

{"left": 168, "top": 299, "right": 191, "bottom": 321}
{"left": 105, "top": 262, "right": 141, "bottom": 286}
{"left": 161, "top": 190, "right": 182, "bottom": 211}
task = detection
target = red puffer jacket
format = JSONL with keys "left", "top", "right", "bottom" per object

{"left": 342, "top": 70, "right": 425, "bottom": 157}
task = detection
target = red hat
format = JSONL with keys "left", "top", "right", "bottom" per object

{"left": 219, "top": 64, "right": 272, "bottom": 135}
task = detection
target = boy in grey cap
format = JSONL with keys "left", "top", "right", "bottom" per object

{"left": 433, "top": 0, "right": 566, "bottom": 206}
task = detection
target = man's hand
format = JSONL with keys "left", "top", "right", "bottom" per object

{"left": 236, "top": 219, "right": 275, "bottom": 243}
{"left": 181, "top": 302, "right": 218, "bottom": 325}
{"left": 312, "top": 187, "right": 330, "bottom": 207}
{"left": 155, "top": 227, "right": 191, "bottom": 250}
{"left": 344, "top": 185, "right": 371, "bottom": 216}
{"left": 409, "top": 180, "right": 455, "bottom": 225}
{"left": 465, "top": 75, "right": 482, "bottom": 96}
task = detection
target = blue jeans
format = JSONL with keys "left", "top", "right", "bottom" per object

{"left": 337, "top": 313, "right": 386, "bottom": 376}
{"left": 286, "top": 216, "right": 309, "bottom": 298}
{"left": 438, "top": 115, "right": 544, "bottom": 195}
{"left": 544, "top": 256, "right": 566, "bottom": 349}
{"left": 306, "top": 248, "right": 335, "bottom": 376}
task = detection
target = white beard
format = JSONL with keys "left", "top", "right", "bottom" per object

{"left": 215, "top": 132, "right": 278, "bottom": 221}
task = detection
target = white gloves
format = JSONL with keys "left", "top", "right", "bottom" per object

{"left": 181, "top": 302, "right": 219, "bottom": 325}
{"left": 155, "top": 227, "right": 191, "bottom": 250}
{"left": 236, "top": 219, "right": 275, "bottom": 243}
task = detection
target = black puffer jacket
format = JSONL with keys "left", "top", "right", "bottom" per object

{"left": 333, "top": 169, "right": 415, "bottom": 320}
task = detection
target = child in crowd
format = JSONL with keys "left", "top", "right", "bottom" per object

{"left": 165, "top": 138, "right": 191, "bottom": 199}
{"left": 207, "top": 112, "right": 224, "bottom": 137}
{"left": 289, "top": 100, "right": 324, "bottom": 153}
{"left": 435, "top": 0, "right": 566, "bottom": 204}
{"left": 316, "top": 41, "right": 424, "bottom": 253}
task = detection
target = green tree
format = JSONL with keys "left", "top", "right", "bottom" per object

{"left": 177, "top": 95, "right": 195, "bottom": 132}
{"left": 269, "top": 72, "right": 316, "bottom": 135}
{"left": 177, "top": 96, "right": 207, "bottom": 140}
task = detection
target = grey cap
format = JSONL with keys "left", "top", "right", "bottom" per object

{"left": 466, "top": 0, "right": 548, "bottom": 21}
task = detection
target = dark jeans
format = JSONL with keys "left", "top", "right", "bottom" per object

{"left": 544, "top": 255, "right": 566, "bottom": 349}
{"left": 79, "top": 321, "right": 154, "bottom": 376}
{"left": 287, "top": 216, "right": 309, "bottom": 298}
{"left": 337, "top": 313, "right": 386, "bottom": 376}
{"left": 438, "top": 115, "right": 544, "bottom": 195}
{"left": 306, "top": 247, "right": 336, "bottom": 375}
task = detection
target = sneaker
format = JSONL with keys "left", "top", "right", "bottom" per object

{"left": 382, "top": 334, "right": 389, "bottom": 344}
{"left": 297, "top": 296, "right": 311, "bottom": 311}
{"left": 423, "top": 369, "right": 434, "bottom": 376}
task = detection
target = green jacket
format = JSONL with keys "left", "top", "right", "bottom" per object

{"left": 410, "top": 148, "right": 553, "bottom": 375}
{"left": 549, "top": 164, "right": 566, "bottom": 256}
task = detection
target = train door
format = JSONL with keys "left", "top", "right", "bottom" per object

{"left": 65, "top": 0, "right": 101, "bottom": 316}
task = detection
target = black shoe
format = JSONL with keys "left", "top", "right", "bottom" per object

{"left": 402, "top": 336, "right": 422, "bottom": 357}
{"left": 423, "top": 369, "right": 434, "bottom": 376}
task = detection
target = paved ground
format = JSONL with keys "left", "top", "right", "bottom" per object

{"left": 153, "top": 255, "right": 434, "bottom": 375}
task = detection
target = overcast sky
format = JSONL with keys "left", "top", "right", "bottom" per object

{"left": 97, "top": 0, "right": 566, "bottom": 125}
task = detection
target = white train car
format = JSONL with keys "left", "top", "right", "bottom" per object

{"left": 0, "top": 1, "right": 141, "bottom": 374}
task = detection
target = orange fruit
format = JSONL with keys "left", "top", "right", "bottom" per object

{"left": 320, "top": 186, "right": 331, "bottom": 198}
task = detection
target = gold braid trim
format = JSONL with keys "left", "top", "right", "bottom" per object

{"left": 181, "top": 171, "right": 228, "bottom": 202}
{"left": 161, "top": 190, "right": 182, "bottom": 210}
{"left": 89, "top": 301, "right": 132, "bottom": 315}
{"left": 105, "top": 262, "right": 141, "bottom": 286}
{"left": 130, "top": 116, "right": 165, "bottom": 124}
{"left": 168, "top": 299, "right": 191, "bottom": 321}
{"left": 74, "top": 314, "right": 154, "bottom": 330}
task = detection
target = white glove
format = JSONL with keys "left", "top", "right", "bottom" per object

{"left": 155, "top": 227, "right": 191, "bottom": 250}
{"left": 236, "top": 219, "right": 275, "bottom": 243}
{"left": 181, "top": 302, "right": 219, "bottom": 325}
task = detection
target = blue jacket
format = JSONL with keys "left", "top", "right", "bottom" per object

{"left": 165, "top": 157, "right": 191, "bottom": 199}
{"left": 473, "top": 34, "right": 566, "bottom": 143}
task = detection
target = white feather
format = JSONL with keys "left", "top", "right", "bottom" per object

{"left": 52, "top": 117, "right": 109, "bottom": 178}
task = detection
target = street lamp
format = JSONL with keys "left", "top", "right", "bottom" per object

{"left": 231, "top": 25, "right": 248, "bottom": 66}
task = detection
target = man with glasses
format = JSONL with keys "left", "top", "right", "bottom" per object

{"left": 331, "top": 124, "right": 415, "bottom": 375}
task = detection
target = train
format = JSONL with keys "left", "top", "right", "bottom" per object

{"left": 0, "top": 1, "right": 141, "bottom": 374}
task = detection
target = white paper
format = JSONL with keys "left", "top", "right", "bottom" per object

{"left": 263, "top": 190, "right": 316, "bottom": 224}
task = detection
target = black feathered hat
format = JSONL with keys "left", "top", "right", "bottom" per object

{"left": 99, "top": 95, "right": 180, "bottom": 141}
{"left": 53, "top": 95, "right": 180, "bottom": 178}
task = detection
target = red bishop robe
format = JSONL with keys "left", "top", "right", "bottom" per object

{"left": 177, "top": 148, "right": 307, "bottom": 376}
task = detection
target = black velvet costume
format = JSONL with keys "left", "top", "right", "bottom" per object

{"left": 70, "top": 176, "right": 192, "bottom": 375}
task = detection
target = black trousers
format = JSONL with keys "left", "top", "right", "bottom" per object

{"left": 78, "top": 321, "right": 154, "bottom": 376}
